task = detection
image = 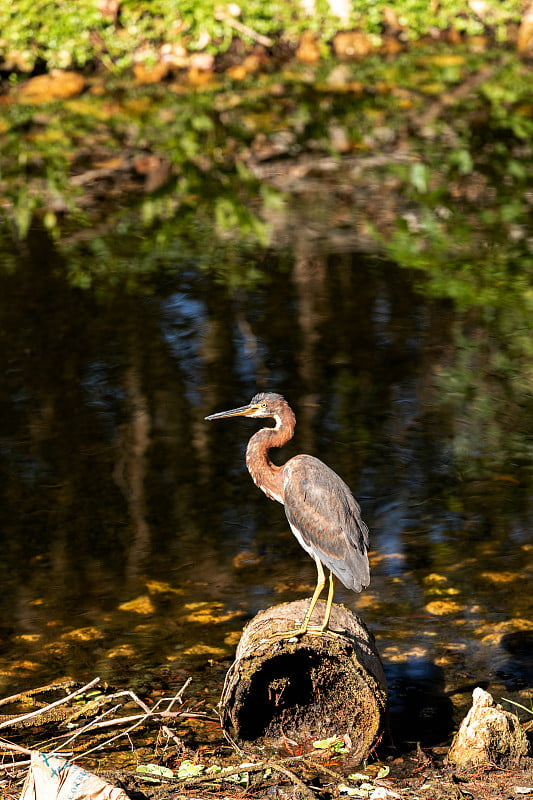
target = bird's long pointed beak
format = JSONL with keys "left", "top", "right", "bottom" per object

{"left": 205, "top": 402, "right": 259, "bottom": 421}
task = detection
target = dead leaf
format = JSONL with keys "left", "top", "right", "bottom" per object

{"left": 182, "top": 643, "right": 229, "bottom": 656}
{"left": 424, "top": 600, "right": 465, "bottom": 615}
{"left": 242, "top": 54, "right": 265, "bottom": 72}
{"left": 107, "top": 644, "right": 137, "bottom": 658}
{"left": 333, "top": 31, "right": 375, "bottom": 59}
{"left": 187, "top": 67, "right": 214, "bottom": 86}
{"left": 61, "top": 627, "right": 104, "bottom": 642}
{"left": 119, "top": 595, "right": 155, "bottom": 614}
{"left": 417, "top": 54, "right": 465, "bottom": 66}
{"left": 183, "top": 601, "right": 241, "bottom": 624}
{"left": 15, "top": 71, "right": 85, "bottom": 104}
{"left": 92, "top": 157, "right": 123, "bottom": 169}
{"left": 296, "top": 32, "right": 321, "bottom": 64}
{"left": 381, "top": 38, "right": 405, "bottom": 55}
{"left": 146, "top": 580, "right": 183, "bottom": 595}
{"left": 468, "top": 35, "right": 489, "bottom": 51}
{"left": 480, "top": 571, "right": 520, "bottom": 584}
{"left": 329, "top": 123, "right": 351, "bottom": 152}
{"left": 233, "top": 550, "right": 262, "bottom": 568}
{"left": 133, "top": 62, "right": 169, "bottom": 84}
{"left": 227, "top": 65, "right": 248, "bottom": 81}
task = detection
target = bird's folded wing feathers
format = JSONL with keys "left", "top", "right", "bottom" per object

{"left": 283, "top": 455, "right": 370, "bottom": 592}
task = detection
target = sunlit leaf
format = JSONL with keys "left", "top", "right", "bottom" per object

{"left": 118, "top": 595, "right": 155, "bottom": 614}
{"left": 409, "top": 162, "right": 429, "bottom": 193}
{"left": 313, "top": 735, "right": 348, "bottom": 752}
{"left": 376, "top": 765, "right": 390, "bottom": 778}
{"left": 137, "top": 764, "right": 174, "bottom": 780}
{"left": 177, "top": 759, "right": 205, "bottom": 779}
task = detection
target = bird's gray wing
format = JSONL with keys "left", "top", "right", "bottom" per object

{"left": 283, "top": 454, "right": 370, "bottom": 592}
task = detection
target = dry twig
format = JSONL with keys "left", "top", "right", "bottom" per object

{"left": 0, "top": 678, "right": 101, "bottom": 732}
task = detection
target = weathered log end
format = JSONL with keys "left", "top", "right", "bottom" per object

{"left": 220, "top": 599, "right": 387, "bottom": 761}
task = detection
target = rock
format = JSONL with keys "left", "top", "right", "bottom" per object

{"left": 448, "top": 688, "right": 530, "bottom": 768}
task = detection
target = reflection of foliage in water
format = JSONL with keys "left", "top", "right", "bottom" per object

{"left": 377, "top": 55, "right": 533, "bottom": 479}
{"left": 1, "top": 48, "right": 532, "bottom": 483}
{"left": 433, "top": 324, "right": 533, "bottom": 479}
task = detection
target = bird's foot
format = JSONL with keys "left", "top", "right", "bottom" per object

{"left": 261, "top": 627, "right": 313, "bottom": 643}
{"left": 265, "top": 624, "right": 340, "bottom": 643}
{"left": 301, "top": 625, "right": 342, "bottom": 639}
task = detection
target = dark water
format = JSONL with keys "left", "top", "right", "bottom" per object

{"left": 0, "top": 227, "right": 531, "bottom": 750}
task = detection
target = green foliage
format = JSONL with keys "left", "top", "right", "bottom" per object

{"left": 1, "top": 48, "right": 531, "bottom": 317}
{"left": 0, "top": 0, "right": 102, "bottom": 71}
{"left": 502, "top": 697, "right": 533, "bottom": 717}
{"left": 137, "top": 763, "right": 174, "bottom": 782}
{"left": 0, "top": 0, "right": 523, "bottom": 74}
{"left": 313, "top": 735, "right": 349, "bottom": 753}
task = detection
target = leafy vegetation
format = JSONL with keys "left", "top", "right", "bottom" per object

{"left": 0, "top": 7, "right": 531, "bottom": 485}
{"left": 0, "top": 0, "right": 523, "bottom": 74}
{"left": 1, "top": 46, "right": 531, "bottom": 292}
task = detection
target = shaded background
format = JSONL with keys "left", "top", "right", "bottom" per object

{"left": 1, "top": 40, "right": 532, "bottom": 753}
{"left": 0, "top": 217, "right": 531, "bottom": 750}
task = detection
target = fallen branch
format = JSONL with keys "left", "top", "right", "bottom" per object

{"left": 0, "top": 740, "right": 32, "bottom": 755}
{"left": 223, "top": 17, "right": 274, "bottom": 47}
{"left": 0, "top": 757, "right": 32, "bottom": 773}
{"left": 213, "top": 8, "right": 273, "bottom": 47}
{"left": 50, "top": 703, "right": 124, "bottom": 755}
{"left": 269, "top": 761, "right": 317, "bottom": 800}
{"left": 0, "top": 681, "right": 76, "bottom": 709}
{"left": 67, "top": 679, "right": 194, "bottom": 761}
{"left": 0, "top": 676, "right": 199, "bottom": 771}
{"left": 179, "top": 752, "right": 318, "bottom": 788}
{"left": 0, "top": 678, "right": 101, "bottom": 732}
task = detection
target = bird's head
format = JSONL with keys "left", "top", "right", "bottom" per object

{"left": 205, "top": 392, "right": 289, "bottom": 421}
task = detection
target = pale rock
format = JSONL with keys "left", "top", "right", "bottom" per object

{"left": 448, "top": 687, "right": 530, "bottom": 768}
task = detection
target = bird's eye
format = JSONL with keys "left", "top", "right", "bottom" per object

{"left": 261, "top": 403, "right": 267, "bottom": 409}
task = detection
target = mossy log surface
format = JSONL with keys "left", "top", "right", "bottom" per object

{"left": 220, "top": 599, "right": 387, "bottom": 760}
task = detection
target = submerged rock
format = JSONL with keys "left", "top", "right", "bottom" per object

{"left": 448, "top": 687, "right": 530, "bottom": 768}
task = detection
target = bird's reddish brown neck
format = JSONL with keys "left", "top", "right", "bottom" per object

{"left": 245, "top": 405, "right": 295, "bottom": 504}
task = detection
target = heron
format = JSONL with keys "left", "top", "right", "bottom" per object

{"left": 205, "top": 392, "right": 370, "bottom": 636}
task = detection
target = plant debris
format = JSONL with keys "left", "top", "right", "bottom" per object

{"left": 0, "top": 677, "right": 532, "bottom": 800}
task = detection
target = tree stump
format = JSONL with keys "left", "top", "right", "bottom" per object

{"left": 220, "top": 599, "right": 387, "bottom": 761}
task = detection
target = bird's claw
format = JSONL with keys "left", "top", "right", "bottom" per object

{"left": 265, "top": 624, "right": 339, "bottom": 643}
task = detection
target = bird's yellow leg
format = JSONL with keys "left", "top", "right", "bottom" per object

{"left": 293, "top": 556, "right": 326, "bottom": 636}
{"left": 262, "top": 559, "right": 339, "bottom": 642}
{"left": 318, "top": 571, "right": 336, "bottom": 632}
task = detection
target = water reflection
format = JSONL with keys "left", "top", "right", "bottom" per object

{"left": 0, "top": 228, "right": 531, "bottom": 747}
